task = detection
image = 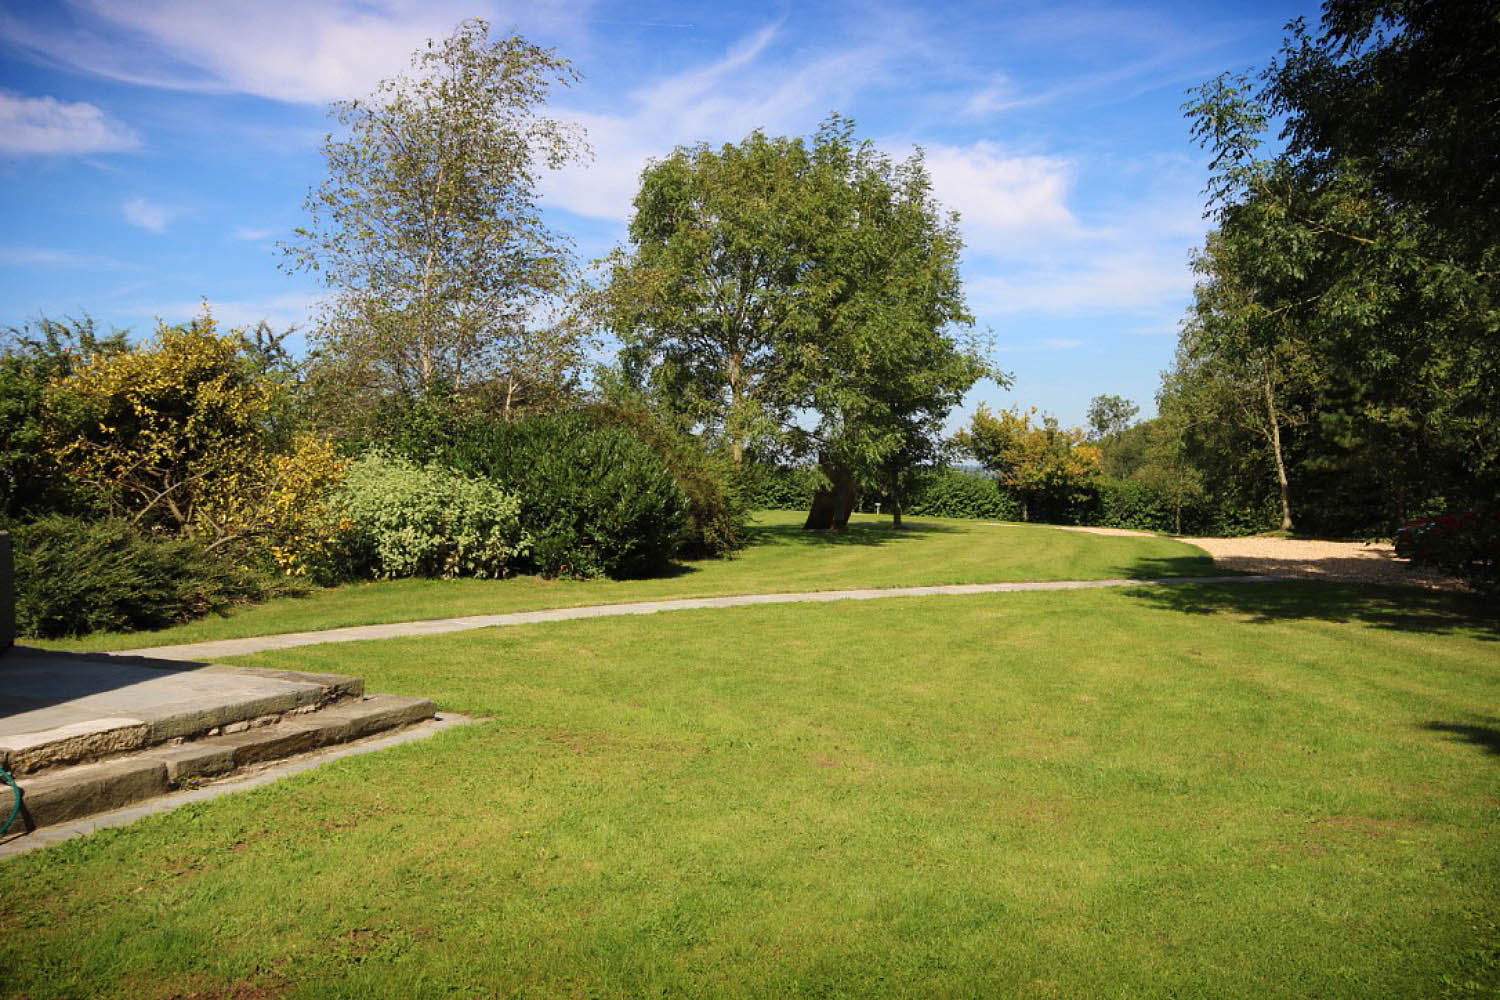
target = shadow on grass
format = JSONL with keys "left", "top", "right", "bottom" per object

{"left": 744, "top": 518, "right": 961, "bottom": 549}
{"left": 622, "top": 560, "right": 701, "bottom": 581}
{"left": 1123, "top": 579, "right": 1500, "bottom": 640}
{"left": 1420, "top": 719, "right": 1500, "bottom": 757}
{"left": 1168, "top": 551, "right": 1460, "bottom": 586}
{"left": 1121, "top": 553, "right": 1229, "bottom": 579}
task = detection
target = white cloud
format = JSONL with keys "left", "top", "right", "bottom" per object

{"left": 122, "top": 197, "right": 171, "bottom": 232}
{"left": 232, "top": 226, "right": 276, "bottom": 241}
{"left": 923, "top": 143, "right": 1081, "bottom": 252}
{"left": 968, "top": 253, "right": 1195, "bottom": 318}
{"left": 0, "top": 1, "right": 589, "bottom": 105}
{"left": 0, "top": 91, "right": 140, "bottom": 155}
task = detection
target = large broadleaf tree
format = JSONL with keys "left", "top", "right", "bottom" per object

{"left": 606, "top": 115, "right": 996, "bottom": 530}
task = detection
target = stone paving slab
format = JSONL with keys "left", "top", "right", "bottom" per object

{"left": 0, "top": 648, "right": 360, "bottom": 772}
{"left": 121, "top": 575, "right": 1282, "bottom": 662}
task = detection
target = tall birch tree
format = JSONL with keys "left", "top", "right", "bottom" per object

{"left": 284, "top": 20, "right": 590, "bottom": 413}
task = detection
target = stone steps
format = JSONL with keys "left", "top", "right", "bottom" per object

{"left": 2, "top": 655, "right": 364, "bottom": 776}
{"left": 9, "top": 693, "right": 437, "bottom": 832}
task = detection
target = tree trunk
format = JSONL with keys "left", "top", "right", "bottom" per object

{"left": 1263, "top": 369, "right": 1293, "bottom": 532}
{"left": 804, "top": 464, "right": 857, "bottom": 530}
{"left": 891, "top": 497, "right": 903, "bottom": 530}
{"left": 728, "top": 351, "right": 745, "bottom": 467}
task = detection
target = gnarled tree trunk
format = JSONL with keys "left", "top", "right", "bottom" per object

{"left": 804, "top": 463, "right": 857, "bottom": 530}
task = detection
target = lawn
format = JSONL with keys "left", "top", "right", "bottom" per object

{"left": 35, "top": 510, "right": 1218, "bottom": 653}
{"left": 2, "top": 580, "right": 1495, "bottom": 997}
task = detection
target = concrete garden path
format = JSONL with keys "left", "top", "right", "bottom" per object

{"left": 117, "top": 574, "right": 1279, "bottom": 661}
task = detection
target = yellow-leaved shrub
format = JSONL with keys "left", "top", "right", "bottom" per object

{"left": 48, "top": 309, "right": 347, "bottom": 573}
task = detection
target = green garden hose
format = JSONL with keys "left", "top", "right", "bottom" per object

{"left": 0, "top": 764, "right": 20, "bottom": 837}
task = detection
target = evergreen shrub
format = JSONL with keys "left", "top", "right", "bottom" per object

{"left": 588, "top": 403, "right": 747, "bottom": 559}
{"left": 438, "top": 412, "right": 687, "bottom": 579}
{"left": 1090, "top": 479, "right": 1175, "bottom": 533}
{"left": 11, "top": 515, "right": 274, "bottom": 639}
{"left": 745, "top": 464, "right": 818, "bottom": 511}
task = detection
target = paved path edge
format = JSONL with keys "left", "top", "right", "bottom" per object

{"left": 116, "top": 575, "right": 1285, "bottom": 662}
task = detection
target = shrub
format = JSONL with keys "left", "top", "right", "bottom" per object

{"left": 907, "top": 468, "right": 1022, "bottom": 521}
{"left": 48, "top": 312, "right": 275, "bottom": 533}
{"left": 1089, "top": 478, "right": 1175, "bottom": 533}
{"left": 587, "top": 402, "right": 748, "bottom": 559}
{"left": 2, "top": 317, "right": 128, "bottom": 520}
{"left": 195, "top": 433, "right": 347, "bottom": 576}
{"left": 745, "top": 464, "right": 819, "bottom": 511}
{"left": 434, "top": 412, "right": 687, "bottom": 579}
{"left": 322, "top": 454, "right": 528, "bottom": 581}
{"left": 10, "top": 515, "right": 275, "bottom": 639}
{"left": 1395, "top": 507, "right": 1499, "bottom": 589}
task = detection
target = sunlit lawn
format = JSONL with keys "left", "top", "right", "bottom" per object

{"left": 3, "top": 581, "right": 1495, "bottom": 998}
{"left": 37, "top": 510, "right": 1218, "bottom": 653}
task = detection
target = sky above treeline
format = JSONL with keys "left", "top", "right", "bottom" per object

{"left": 0, "top": 0, "right": 1321, "bottom": 428}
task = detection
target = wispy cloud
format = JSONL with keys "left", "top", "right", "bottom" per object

{"left": 541, "top": 21, "right": 916, "bottom": 222}
{"left": 0, "top": 91, "right": 140, "bottom": 155}
{"left": 969, "top": 253, "right": 1195, "bottom": 318}
{"left": 232, "top": 226, "right": 276, "bottom": 241}
{"left": 0, "top": 245, "right": 137, "bottom": 269}
{"left": 122, "top": 196, "right": 171, "bottom": 232}
{"left": 0, "top": 1, "right": 590, "bottom": 104}
{"left": 958, "top": 3, "right": 1245, "bottom": 119}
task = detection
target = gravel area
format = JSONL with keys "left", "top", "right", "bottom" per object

{"left": 1055, "top": 524, "right": 1466, "bottom": 590}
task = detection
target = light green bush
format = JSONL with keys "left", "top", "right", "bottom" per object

{"left": 325, "top": 454, "right": 529, "bottom": 580}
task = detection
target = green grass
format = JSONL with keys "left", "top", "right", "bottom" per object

{"left": 3, "top": 581, "right": 1495, "bottom": 998}
{"left": 35, "top": 510, "right": 1218, "bottom": 653}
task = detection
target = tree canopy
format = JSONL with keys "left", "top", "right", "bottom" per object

{"left": 1085, "top": 395, "right": 1139, "bottom": 442}
{"left": 954, "top": 405, "right": 1100, "bottom": 523}
{"left": 605, "top": 115, "right": 994, "bottom": 529}
{"left": 1169, "top": 0, "right": 1499, "bottom": 534}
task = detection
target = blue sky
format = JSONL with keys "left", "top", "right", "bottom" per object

{"left": 0, "top": 0, "right": 1318, "bottom": 429}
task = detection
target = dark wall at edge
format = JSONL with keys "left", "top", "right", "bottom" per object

{"left": 0, "top": 532, "right": 12, "bottom": 651}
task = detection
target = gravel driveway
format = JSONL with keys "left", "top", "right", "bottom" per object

{"left": 1052, "top": 524, "right": 1466, "bottom": 590}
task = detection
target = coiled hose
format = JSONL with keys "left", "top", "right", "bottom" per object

{"left": 0, "top": 764, "right": 20, "bottom": 837}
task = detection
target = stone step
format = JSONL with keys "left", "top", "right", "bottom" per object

{"left": 1, "top": 650, "right": 363, "bottom": 775}
{"left": 12, "top": 694, "right": 436, "bottom": 830}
